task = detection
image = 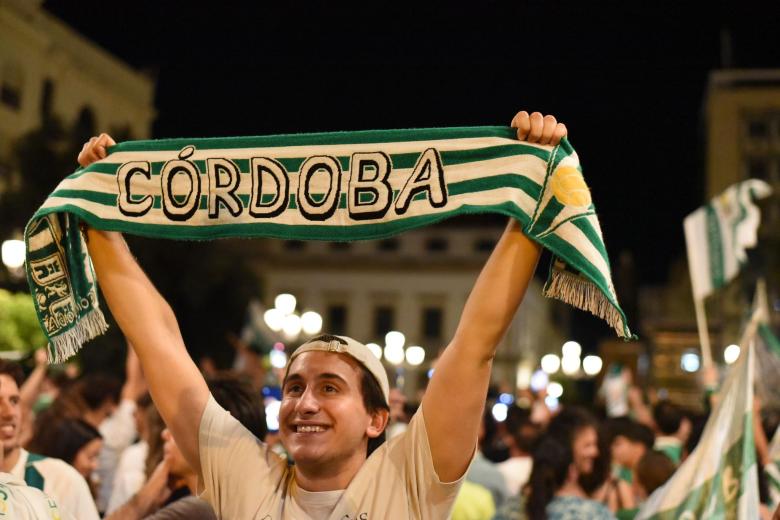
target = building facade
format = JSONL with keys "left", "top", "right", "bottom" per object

{"left": 0, "top": 0, "right": 155, "bottom": 169}
{"left": 252, "top": 222, "right": 563, "bottom": 396}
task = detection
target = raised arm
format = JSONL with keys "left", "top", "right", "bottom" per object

{"left": 79, "top": 134, "right": 209, "bottom": 476}
{"left": 422, "top": 111, "right": 566, "bottom": 482}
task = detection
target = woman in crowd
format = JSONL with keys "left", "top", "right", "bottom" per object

{"left": 494, "top": 407, "right": 614, "bottom": 520}
{"left": 28, "top": 418, "right": 103, "bottom": 497}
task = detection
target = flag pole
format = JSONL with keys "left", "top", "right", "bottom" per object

{"left": 693, "top": 297, "right": 714, "bottom": 371}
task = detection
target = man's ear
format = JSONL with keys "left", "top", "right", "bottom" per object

{"left": 367, "top": 409, "right": 390, "bottom": 439}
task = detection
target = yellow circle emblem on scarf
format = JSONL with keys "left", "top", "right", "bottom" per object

{"left": 550, "top": 166, "right": 591, "bottom": 207}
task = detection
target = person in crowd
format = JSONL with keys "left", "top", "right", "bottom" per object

{"left": 452, "top": 480, "right": 496, "bottom": 520}
{"left": 464, "top": 405, "right": 510, "bottom": 509}
{"left": 652, "top": 400, "right": 690, "bottom": 464}
{"left": 0, "top": 359, "right": 100, "bottom": 519}
{"left": 106, "top": 393, "right": 165, "bottom": 514}
{"left": 27, "top": 417, "right": 103, "bottom": 496}
{"left": 494, "top": 407, "right": 615, "bottom": 520}
{"left": 107, "top": 373, "right": 267, "bottom": 519}
{"left": 607, "top": 417, "right": 655, "bottom": 483}
{"left": 498, "top": 407, "right": 539, "bottom": 496}
{"left": 611, "top": 450, "right": 676, "bottom": 520}
{"left": 387, "top": 387, "right": 410, "bottom": 439}
{"left": 77, "top": 109, "right": 567, "bottom": 519}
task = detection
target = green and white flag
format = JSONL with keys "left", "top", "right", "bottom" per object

{"left": 25, "top": 127, "right": 632, "bottom": 362}
{"left": 637, "top": 326, "right": 759, "bottom": 520}
{"left": 683, "top": 179, "right": 772, "bottom": 301}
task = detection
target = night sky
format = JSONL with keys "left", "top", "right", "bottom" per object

{"left": 43, "top": 0, "right": 780, "bottom": 288}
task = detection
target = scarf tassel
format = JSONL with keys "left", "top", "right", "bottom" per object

{"left": 48, "top": 308, "right": 109, "bottom": 364}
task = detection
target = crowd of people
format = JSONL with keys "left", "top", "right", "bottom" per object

{"left": 2, "top": 345, "right": 779, "bottom": 519}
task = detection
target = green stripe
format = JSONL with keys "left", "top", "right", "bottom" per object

{"left": 529, "top": 197, "right": 567, "bottom": 235}
{"left": 759, "top": 323, "right": 780, "bottom": 357}
{"left": 570, "top": 217, "right": 610, "bottom": 266}
{"left": 32, "top": 201, "right": 533, "bottom": 242}
{"left": 540, "top": 234, "right": 616, "bottom": 306}
{"left": 107, "top": 126, "right": 527, "bottom": 153}
{"left": 706, "top": 204, "right": 725, "bottom": 290}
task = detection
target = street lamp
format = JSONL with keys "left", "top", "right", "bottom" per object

{"left": 541, "top": 354, "right": 561, "bottom": 374}
{"left": 405, "top": 346, "right": 425, "bottom": 366}
{"left": 582, "top": 355, "right": 603, "bottom": 376}
{"left": 1, "top": 240, "right": 25, "bottom": 269}
{"left": 723, "top": 344, "right": 740, "bottom": 365}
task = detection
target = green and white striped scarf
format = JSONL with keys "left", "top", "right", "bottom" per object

{"left": 25, "top": 126, "right": 631, "bottom": 362}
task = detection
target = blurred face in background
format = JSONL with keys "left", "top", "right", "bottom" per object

{"left": 72, "top": 438, "right": 103, "bottom": 479}
{"left": 572, "top": 425, "right": 599, "bottom": 476}
{"left": 0, "top": 374, "right": 22, "bottom": 456}
{"left": 611, "top": 435, "right": 645, "bottom": 469}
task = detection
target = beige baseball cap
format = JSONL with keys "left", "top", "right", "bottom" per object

{"left": 288, "top": 335, "right": 390, "bottom": 403}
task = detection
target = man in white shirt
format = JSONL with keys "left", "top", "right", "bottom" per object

{"left": 0, "top": 360, "right": 99, "bottom": 520}
{"left": 78, "top": 109, "right": 566, "bottom": 519}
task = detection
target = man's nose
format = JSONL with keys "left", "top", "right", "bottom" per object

{"left": 295, "top": 387, "right": 320, "bottom": 414}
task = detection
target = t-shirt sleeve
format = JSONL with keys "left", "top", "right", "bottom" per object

{"left": 144, "top": 496, "right": 217, "bottom": 520}
{"left": 198, "top": 394, "right": 285, "bottom": 518}
{"left": 388, "top": 404, "right": 474, "bottom": 517}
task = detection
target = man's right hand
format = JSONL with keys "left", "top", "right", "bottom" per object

{"left": 78, "top": 133, "right": 116, "bottom": 167}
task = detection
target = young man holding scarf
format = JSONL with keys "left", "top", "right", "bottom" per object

{"left": 77, "top": 110, "right": 567, "bottom": 519}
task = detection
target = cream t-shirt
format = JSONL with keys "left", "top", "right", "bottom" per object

{"left": 0, "top": 472, "right": 65, "bottom": 520}
{"left": 199, "top": 395, "right": 467, "bottom": 519}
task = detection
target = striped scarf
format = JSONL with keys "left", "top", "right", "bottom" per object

{"left": 25, "top": 126, "right": 631, "bottom": 362}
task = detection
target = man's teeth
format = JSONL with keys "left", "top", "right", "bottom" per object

{"left": 0, "top": 425, "right": 14, "bottom": 435}
{"left": 296, "top": 425, "right": 325, "bottom": 433}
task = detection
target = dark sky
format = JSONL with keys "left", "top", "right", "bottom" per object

{"left": 43, "top": 0, "right": 779, "bottom": 288}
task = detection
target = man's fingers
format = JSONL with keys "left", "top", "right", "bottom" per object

{"left": 527, "top": 112, "right": 544, "bottom": 142}
{"left": 540, "top": 115, "right": 557, "bottom": 144}
{"left": 511, "top": 111, "right": 530, "bottom": 140}
{"left": 551, "top": 123, "right": 568, "bottom": 145}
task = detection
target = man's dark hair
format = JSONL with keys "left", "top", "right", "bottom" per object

{"left": 207, "top": 374, "right": 267, "bottom": 441}
{"left": 653, "top": 400, "right": 683, "bottom": 435}
{"left": 77, "top": 374, "right": 122, "bottom": 411}
{"left": 0, "top": 359, "right": 24, "bottom": 387}
{"left": 608, "top": 417, "right": 655, "bottom": 449}
{"left": 359, "top": 364, "right": 390, "bottom": 456}
{"left": 635, "top": 450, "right": 676, "bottom": 495}
{"left": 505, "top": 406, "right": 540, "bottom": 454}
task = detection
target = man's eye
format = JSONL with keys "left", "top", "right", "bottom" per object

{"left": 324, "top": 384, "right": 338, "bottom": 393}
{"left": 286, "top": 385, "right": 302, "bottom": 394}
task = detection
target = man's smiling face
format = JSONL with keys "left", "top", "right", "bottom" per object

{"left": 280, "top": 351, "right": 379, "bottom": 472}
{"left": 0, "top": 374, "right": 22, "bottom": 456}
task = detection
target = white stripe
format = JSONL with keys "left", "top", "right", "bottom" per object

{"left": 553, "top": 219, "right": 614, "bottom": 293}
{"left": 683, "top": 208, "right": 713, "bottom": 300}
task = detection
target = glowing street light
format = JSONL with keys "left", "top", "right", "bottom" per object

{"left": 491, "top": 402, "right": 508, "bottom": 422}
{"left": 562, "top": 341, "right": 582, "bottom": 359}
{"left": 582, "top": 355, "right": 603, "bottom": 376}
{"left": 724, "top": 344, "right": 740, "bottom": 365}
{"left": 547, "top": 381, "right": 563, "bottom": 399}
{"left": 1, "top": 240, "right": 25, "bottom": 269}
{"left": 681, "top": 350, "right": 701, "bottom": 373}
{"left": 384, "top": 344, "right": 405, "bottom": 365}
{"left": 274, "top": 293, "right": 297, "bottom": 315}
{"left": 561, "top": 355, "right": 580, "bottom": 375}
{"left": 541, "top": 354, "right": 561, "bottom": 374}
{"left": 385, "top": 331, "right": 405, "bottom": 350}
{"left": 366, "top": 343, "right": 383, "bottom": 359}
{"left": 263, "top": 308, "right": 285, "bottom": 331}
{"left": 301, "top": 311, "right": 323, "bottom": 335}
{"left": 282, "top": 314, "right": 302, "bottom": 338}
{"left": 405, "top": 346, "right": 425, "bottom": 366}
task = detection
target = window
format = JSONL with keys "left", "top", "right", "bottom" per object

{"left": 40, "top": 79, "right": 54, "bottom": 121}
{"left": 474, "top": 239, "right": 496, "bottom": 253}
{"left": 746, "top": 158, "right": 768, "bottom": 180}
{"left": 747, "top": 119, "right": 769, "bottom": 140}
{"left": 425, "top": 237, "right": 448, "bottom": 252}
{"left": 377, "top": 238, "right": 399, "bottom": 252}
{"left": 374, "top": 306, "right": 395, "bottom": 338}
{"left": 422, "top": 307, "right": 443, "bottom": 339}
{"left": 327, "top": 305, "right": 347, "bottom": 335}
{"left": 1, "top": 61, "right": 23, "bottom": 111}
{"left": 284, "top": 240, "right": 306, "bottom": 251}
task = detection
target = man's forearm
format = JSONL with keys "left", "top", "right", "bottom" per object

{"left": 450, "top": 219, "right": 541, "bottom": 360}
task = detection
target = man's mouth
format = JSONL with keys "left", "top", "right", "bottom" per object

{"left": 0, "top": 425, "right": 15, "bottom": 436}
{"left": 294, "top": 425, "right": 327, "bottom": 433}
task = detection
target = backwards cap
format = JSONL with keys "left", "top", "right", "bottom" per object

{"left": 288, "top": 335, "right": 390, "bottom": 403}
